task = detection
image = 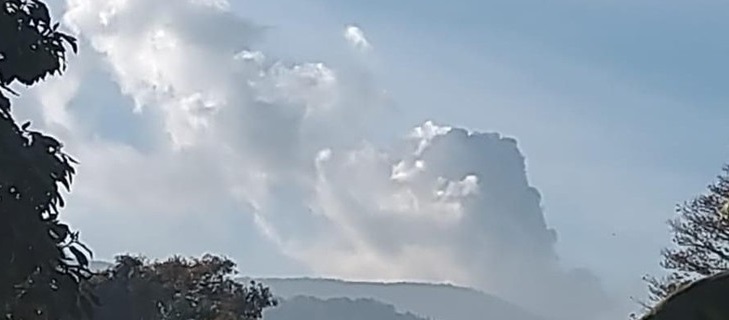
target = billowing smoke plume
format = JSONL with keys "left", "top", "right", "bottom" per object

{"left": 13, "top": 0, "right": 615, "bottom": 319}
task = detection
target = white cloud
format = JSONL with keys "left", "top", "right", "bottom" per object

{"left": 19, "top": 0, "right": 617, "bottom": 319}
{"left": 343, "top": 25, "right": 371, "bottom": 51}
{"left": 270, "top": 123, "right": 612, "bottom": 319}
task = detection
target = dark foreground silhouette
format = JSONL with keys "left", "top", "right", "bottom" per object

{"left": 87, "top": 255, "right": 276, "bottom": 320}
{"left": 640, "top": 270, "right": 729, "bottom": 320}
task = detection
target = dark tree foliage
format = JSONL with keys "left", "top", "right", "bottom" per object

{"left": 0, "top": 0, "right": 94, "bottom": 319}
{"left": 89, "top": 254, "right": 278, "bottom": 320}
{"left": 642, "top": 165, "right": 729, "bottom": 305}
{"left": 0, "top": 0, "right": 77, "bottom": 87}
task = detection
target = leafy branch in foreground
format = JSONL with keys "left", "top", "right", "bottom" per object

{"left": 1, "top": 0, "right": 95, "bottom": 318}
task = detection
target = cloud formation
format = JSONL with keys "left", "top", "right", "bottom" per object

{"left": 343, "top": 25, "right": 371, "bottom": 51}
{"left": 277, "top": 121, "right": 610, "bottom": 319}
{"left": 15, "top": 0, "right": 615, "bottom": 319}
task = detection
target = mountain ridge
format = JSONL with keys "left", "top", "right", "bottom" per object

{"left": 90, "top": 260, "right": 546, "bottom": 320}
{"left": 255, "top": 277, "right": 547, "bottom": 320}
{"left": 266, "top": 296, "right": 430, "bottom": 320}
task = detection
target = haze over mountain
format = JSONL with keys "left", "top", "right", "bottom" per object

{"left": 265, "top": 296, "right": 428, "bottom": 320}
{"left": 91, "top": 261, "right": 543, "bottom": 320}
{"left": 258, "top": 278, "right": 546, "bottom": 320}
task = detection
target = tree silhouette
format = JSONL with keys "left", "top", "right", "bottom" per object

{"left": 0, "top": 0, "right": 77, "bottom": 88}
{"left": 89, "top": 254, "right": 278, "bottom": 320}
{"left": 636, "top": 270, "right": 729, "bottom": 320}
{"left": 639, "top": 165, "right": 729, "bottom": 313}
{"left": 0, "top": 0, "right": 94, "bottom": 319}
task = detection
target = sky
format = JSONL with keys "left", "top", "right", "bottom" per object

{"left": 14, "top": 0, "right": 729, "bottom": 319}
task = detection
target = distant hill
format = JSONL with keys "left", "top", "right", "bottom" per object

{"left": 266, "top": 296, "right": 429, "bottom": 320}
{"left": 90, "top": 261, "right": 544, "bottom": 320}
{"left": 90, "top": 260, "right": 113, "bottom": 272}
{"left": 256, "top": 278, "right": 546, "bottom": 320}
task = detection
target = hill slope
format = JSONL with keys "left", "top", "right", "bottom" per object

{"left": 266, "top": 296, "right": 429, "bottom": 320}
{"left": 91, "top": 261, "right": 543, "bottom": 320}
{"left": 256, "top": 278, "right": 546, "bottom": 320}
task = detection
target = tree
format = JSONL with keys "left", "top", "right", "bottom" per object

{"left": 88, "top": 254, "right": 278, "bottom": 320}
{"left": 0, "top": 0, "right": 77, "bottom": 87}
{"left": 0, "top": 0, "right": 94, "bottom": 319}
{"left": 637, "top": 270, "right": 729, "bottom": 320}
{"left": 641, "top": 165, "right": 729, "bottom": 309}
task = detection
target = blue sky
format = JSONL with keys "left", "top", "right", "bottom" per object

{"left": 21, "top": 0, "right": 729, "bottom": 318}
{"left": 234, "top": 0, "right": 729, "bottom": 287}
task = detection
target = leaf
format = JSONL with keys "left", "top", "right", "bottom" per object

{"left": 29, "top": 1, "right": 50, "bottom": 23}
{"left": 21, "top": 121, "right": 30, "bottom": 130}
{"left": 0, "top": 83, "right": 20, "bottom": 96}
{"left": 40, "top": 134, "right": 62, "bottom": 148}
{"left": 0, "top": 94, "right": 9, "bottom": 112}
{"left": 58, "top": 33, "right": 78, "bottom": 54}
{"left": 60, "top": 177, "right": 70, "bottom": 191}
{"left": 76, "top": 242, "right": 93, "bottom": 260}
{"left": 70, "top": 246, "right": 89, "bottom": 267}
{"left": 50, "top": 223, "right": 71, "bottom": 242}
